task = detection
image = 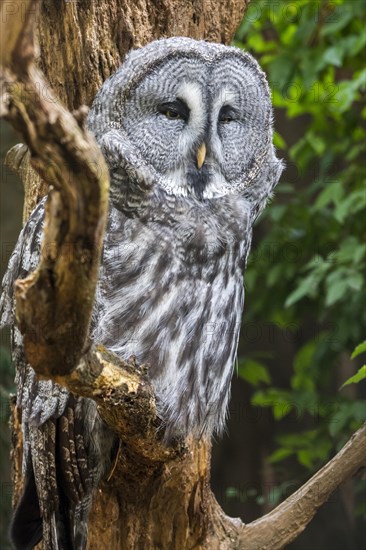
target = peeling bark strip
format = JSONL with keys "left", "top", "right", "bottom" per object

{"left": 1, "top": 1, "right": 365, "bottom": 549}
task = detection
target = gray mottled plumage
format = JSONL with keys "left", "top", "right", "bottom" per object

{"left": 0, "top": 37, "right": 283, "bottom": 549}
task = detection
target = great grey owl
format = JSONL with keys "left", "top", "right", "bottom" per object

{"left": 0, "top": 37, "right": 283, "bottom": 549}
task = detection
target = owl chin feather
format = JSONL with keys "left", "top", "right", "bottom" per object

{"left": 186, "top": 163, "right": 211, "bottom": 199}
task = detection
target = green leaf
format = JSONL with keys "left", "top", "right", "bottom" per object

{"left": 268, "top": 448, "right": 294, "bottom": 464}
{"left": 285, "top": 274, "right": 319, "bottom": 307}
{"left": 339, "top": 33, "right": 366, "bottom": 57}
{"left": 334, "top": 190, "right": 366, "bottom": 223}
{"left": 306, "top": 132, "right": 326, "bottom": 155}
{"left": 351, "top": 341, "right": 366, "bottom": 359}
{"left": 273, "top": 401, "right": 292, "bottom": 420}
{"left": 251, "top": 389, "right": 293, "bottom": 420}
{"left": 347, "top": 272, "right": 364, "bottom": 292}
{"left": 273, "top": 131, "right": 286, "bottom": 150}
{"left": 329, "top": 401, "right": 366, "bottom": 436}
{"left": 340, "top": 366, "right": 366, "bottom": 389}
{"left": 239, "top": 360, "right": 271, "bottom": 386}
{"left": 323, "top": 46, "right": 344, "bottom": 67}
{"left": 314, "top": 180, "right": 343, "bottom": 210}
{"left": 325, "top": 277, "right": 348, "bottom": 306}
{"left": 297, "top": 449, "right": 314, "bottom": 469}
{"left": 276, "top": 183, "right": 294, "bottom": 194}
{"left": 289, "top": 138, "right": 314, "bottom": 171}
{"left": 295, "top": 4, "right": 318, "bottom": 42}
{"left": 292, "top": 340, "right": 316, "bottom": 391}
{"left": 335, "top": 238, "right": 366, "bottom": 264}
{"left": 330, "top": 71, "right": 366, "bottom": 114}
{"left": 280, "top": 24, "right": 297, "bottom": 46}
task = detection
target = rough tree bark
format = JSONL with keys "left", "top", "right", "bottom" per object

{"left": 1, "top": 1, "right": 365, "bottom": 549}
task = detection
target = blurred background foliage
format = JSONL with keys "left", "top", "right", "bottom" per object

{"left": 213, "top": 0, "right": 365, "bottom": 548}
{"left": 0, "top": 0, "right": 365, "bottom": 548}
{"left": 236, "top": 0, "right": 366, "bottom": 470}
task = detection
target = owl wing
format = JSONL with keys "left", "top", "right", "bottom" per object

{"left": 1, "top": 198, "right": 70, "bottom": 433}
{"left": 0, "top": 199, "right": 111, "bottom": 550}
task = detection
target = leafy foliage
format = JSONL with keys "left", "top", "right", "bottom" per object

{"left": 341, "top": 342, "right": 366, "bottom": 387}
{"left": 235, "top": 0, "right": 366, "bottom": 475}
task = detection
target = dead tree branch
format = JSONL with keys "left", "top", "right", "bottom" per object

{"left": 235, "top": 421, "right": 366, "bottom": 549}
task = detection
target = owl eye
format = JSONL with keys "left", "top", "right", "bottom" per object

{"left": 220, "top": 115, "right": 234, "bottom": 123}
{"left": 219, "top": 105, "right": 238, "bottom": 124}
{"left": 158, "top": 99, "right": 189, "bottom": 122}
{"left": 163, "top": 109, "right": 182, "bottom": 120}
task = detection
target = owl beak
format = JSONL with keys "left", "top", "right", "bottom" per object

{"left": 196, "top": 143, "right": 206, "bottom": 170}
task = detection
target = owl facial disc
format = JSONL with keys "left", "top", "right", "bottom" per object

{"left": 88, "top": 37, "right": 283, "bottom": 203}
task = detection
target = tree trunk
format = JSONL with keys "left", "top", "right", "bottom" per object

{"left": 37, "top": 0, "right": 248, "bottom": 109}
{"left": 87, "top": 439, "right": 218, "bottom": 549}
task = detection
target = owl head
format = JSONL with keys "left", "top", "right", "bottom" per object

{"left": 88, "top": 37, "right": 283, "bottom": 209}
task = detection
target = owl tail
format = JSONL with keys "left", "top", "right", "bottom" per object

{"left": 9, "top": 449, "right": 92, "bottom": 550}
{"left": 49, "top": 495, "right": 92, "bottom": 550}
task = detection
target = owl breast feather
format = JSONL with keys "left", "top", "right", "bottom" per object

{"left": 94, "top": 193, "right": 251, "bottom": 439}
